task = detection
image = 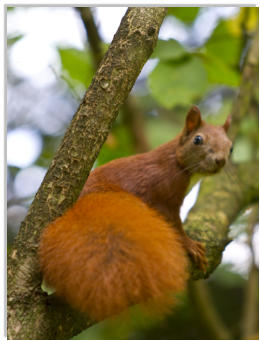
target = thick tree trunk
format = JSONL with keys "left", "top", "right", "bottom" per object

{"left": 7, "top": 7, "right": 167, "bottom": 340}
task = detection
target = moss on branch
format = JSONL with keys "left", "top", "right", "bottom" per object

{"left": 186, "top": 162, "right": 258, "bottom": 280}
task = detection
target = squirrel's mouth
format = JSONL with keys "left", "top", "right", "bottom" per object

{"left": 194, "top": 159, "right": 226, "bottom": 174}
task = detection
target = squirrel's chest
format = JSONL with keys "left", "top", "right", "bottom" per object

{"left": 138, "top": 174, "right": 189, "bottom": 219}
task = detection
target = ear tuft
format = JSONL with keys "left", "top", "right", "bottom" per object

{"left": 185, "top": 105, "right": 202, "bottom": 133}
{"left": 223, "top": 115, "right": 231, "bottom": 132}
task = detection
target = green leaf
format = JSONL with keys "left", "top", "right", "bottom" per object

{"left": 205, "top": 20, "right": 242, "bottom": 67}
{"left": 151, "top": 39, "right": 187, "bottom": 61}
{"left": 203, "top": 53, "right": 240, "bottom": 87}
{"left": 7, "top": 34, "right": 23, "bottom": 47}
{"left": 41, "top": 279, "right": 55, "bottom": 295}
{"left": 148, "top": 56, "right": 208, "bottom": 109}
{"left": 227, "top": 7, "right": 259, "bottom": 36}
{"left": 58, "top": 47, "right": 94, "bottom": 88}
{"left": 168, "top": 7, "right": 200, "bottom": 23}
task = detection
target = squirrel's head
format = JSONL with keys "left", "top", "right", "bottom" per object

{"left": 176, "top": 105, "right": 232, "bottom": 175}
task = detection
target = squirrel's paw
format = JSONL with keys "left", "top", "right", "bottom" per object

{"left": 184, "top": 238, "right": 208, "bottom": 271}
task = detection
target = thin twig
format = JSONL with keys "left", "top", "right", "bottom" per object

{"left": 77, "top": 7, "right": 104, "bottom": 69}
{"left": 241, "top": 204, "right": 259, "bottom": 339}
{"left": 188, "top": 280, "right": 232, "bottom": 339}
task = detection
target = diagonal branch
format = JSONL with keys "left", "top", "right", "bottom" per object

{"left": 7, "top": 7, "right": 167, "bottom": 340}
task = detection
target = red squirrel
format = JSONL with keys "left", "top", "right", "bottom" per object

{"left": 38, "top": 106, "right": 232, "bottom": 322}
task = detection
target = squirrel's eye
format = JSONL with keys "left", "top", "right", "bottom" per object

{"left": 230, "top": 146, "right": 233, "bottom": 154}
{"left": 193, "top": 135, "right": 203, "bottom": 145}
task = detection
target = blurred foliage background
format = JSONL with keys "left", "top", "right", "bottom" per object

{"left": 7, "top": 6, "right": 258, "bottom": 340}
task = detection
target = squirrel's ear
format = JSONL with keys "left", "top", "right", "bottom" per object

{"left": 223, "top": 115, "right": 231, "bottom": 132}
{"left": 185, "top": 105, "right": 202, "bottom": 133}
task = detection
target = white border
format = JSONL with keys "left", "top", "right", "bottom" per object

{"left": 1, "top": 2, "right": 5, "bottom": 340}
{"left": 2, "top": 2, "right": 259, "bottom": 340}
{"left": 2, "top": 0, "right": 259, "bottom": 6}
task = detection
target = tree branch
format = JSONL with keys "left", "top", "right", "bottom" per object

{"left": 241, "top": 204, "right": 259, "bottom": 339}
{"left": 186, "top": 162, "right": 258, "bottom": 280}
{"left": 188, "top": 280, "right": 232, "bottom": 339}
{"left": 122, "top": 96, "right": 150, "bottom": 153}
{"left": 7, "top": 7, "right": 167, "bottom": 340}
{"left": 241, "top": 264, "right": 259, "bottom": 339}
{"left": 229, "top": 27, "right": 259, "bottom": 141}
{"left": 77, "top": 7, "right": 103, "bottom": 68}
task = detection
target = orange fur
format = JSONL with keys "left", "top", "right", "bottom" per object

{"left": 38, "top": 191, "right": 188, "bottom": 321}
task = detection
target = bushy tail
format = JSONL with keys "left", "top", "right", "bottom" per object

{"left": 38, "top": 191, "right": 188, "bottom": 321}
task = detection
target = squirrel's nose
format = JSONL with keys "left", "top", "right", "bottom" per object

{"left": 215, "top": 158, "right": 225, "bottom": 168}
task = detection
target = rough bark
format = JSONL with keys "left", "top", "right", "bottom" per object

{"left": 7, "top": 7, "right": 167, "bottom": 340}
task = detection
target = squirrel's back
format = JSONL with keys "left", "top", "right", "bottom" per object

{"left": 38, "top": 190, "right": 188, "bottom": 321}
